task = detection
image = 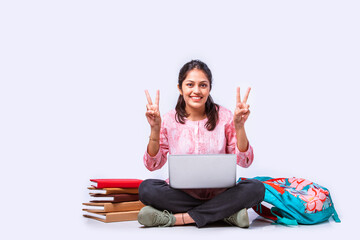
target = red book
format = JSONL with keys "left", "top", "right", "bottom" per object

{"left": 90, "top": 179, "right": 143, "bottom": 189}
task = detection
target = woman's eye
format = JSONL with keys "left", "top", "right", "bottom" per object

{"left": 201, "top": 84, "right": 207, "bottom": 87}
{"left": 187, "top": 83, "right": 193, "bottom": 87}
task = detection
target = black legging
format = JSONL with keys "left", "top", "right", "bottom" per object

{"left": 139, "top": 179, "right": 265, "bottom": 227}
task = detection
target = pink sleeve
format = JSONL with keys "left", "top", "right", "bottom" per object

{"left": 225, "top": 118, "right": 254, "bottom": 168}
{"left": 143, "top": 121, "right": 169, "bottom": 171}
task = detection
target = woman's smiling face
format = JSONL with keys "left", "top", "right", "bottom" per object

{"left": 178, "top": 69, "right": 211, "bottom": 113}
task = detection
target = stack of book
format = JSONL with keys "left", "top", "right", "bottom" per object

{"left": 83, "top": 179, "right": 145, "bottom": 223}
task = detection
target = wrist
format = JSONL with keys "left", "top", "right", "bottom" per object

{"left": 150, "top": 127, "right": 160, "bottom": 140}
{"left": 237, "top": 141, "right": 249, "bottom": 152}
{"left": 149, "top": 136, "right": 160, "bottom": 142}
{"left": 234, "top": 123, "right": 245, "bottom": 130}
{"left": 151, "top": 126, "right": 161, "bottom": 132}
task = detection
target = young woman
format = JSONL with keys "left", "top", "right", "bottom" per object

{"left": 138, "top": 60, "right": 265, "bottom": 228}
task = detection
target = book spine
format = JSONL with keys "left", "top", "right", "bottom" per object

{"left": 106, "top": 211, "right": 140, "bottom": 222}
{"left": 104, "top": 201, "right": 145, "bottom": 212}
{"left": 90, "top": 179, "right": 143, "bottom": 189}
{"left": 106, "top": 188, "right": 139, "bottom": 194}
{"left": 93, "top": 183, "right": 141, "bottom": 188}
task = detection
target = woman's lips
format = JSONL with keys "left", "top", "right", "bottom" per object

{"left": 190, "top": 96, "right": 202, "bottom": 102}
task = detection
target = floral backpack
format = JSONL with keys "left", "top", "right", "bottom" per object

{"left": 238, "top": 176, "right": 341, "bottom": 225}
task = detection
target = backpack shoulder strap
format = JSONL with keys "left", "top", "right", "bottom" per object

{"left": 252, "top": 204, "right": 298, "bottom": 226}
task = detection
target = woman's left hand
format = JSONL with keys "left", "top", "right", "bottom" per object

{"left": 234, "top": 87, "right": 251, "bottom": 128}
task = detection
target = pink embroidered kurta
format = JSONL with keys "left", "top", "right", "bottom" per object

{"left": 143, "top": 105, "right": 254, "bottom": 200}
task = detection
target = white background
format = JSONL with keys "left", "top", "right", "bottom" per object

{"left": 1, "top": 0, "right": 359, "bottom": 239}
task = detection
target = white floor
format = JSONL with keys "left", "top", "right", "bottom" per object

{"left": 79, "top": 209, "right": 349, "bottom": 240}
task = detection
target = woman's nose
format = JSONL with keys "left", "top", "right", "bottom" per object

{"left": 193, "top": 86, "right": 200, "bottom": 93}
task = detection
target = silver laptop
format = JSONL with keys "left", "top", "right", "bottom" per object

{"left": 168, "top": 154, "right": 237, "bottom": 189}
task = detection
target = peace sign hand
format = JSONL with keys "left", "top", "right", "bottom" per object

{"left": 234, "top": 87, "right": 251, "bottom": 128}
{"left": 145, "top": 89, "right": 161, "bottom": 130}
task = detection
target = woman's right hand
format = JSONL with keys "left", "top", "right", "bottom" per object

{"left": 145, "top": 90, "right": 161, "bottom": 129}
